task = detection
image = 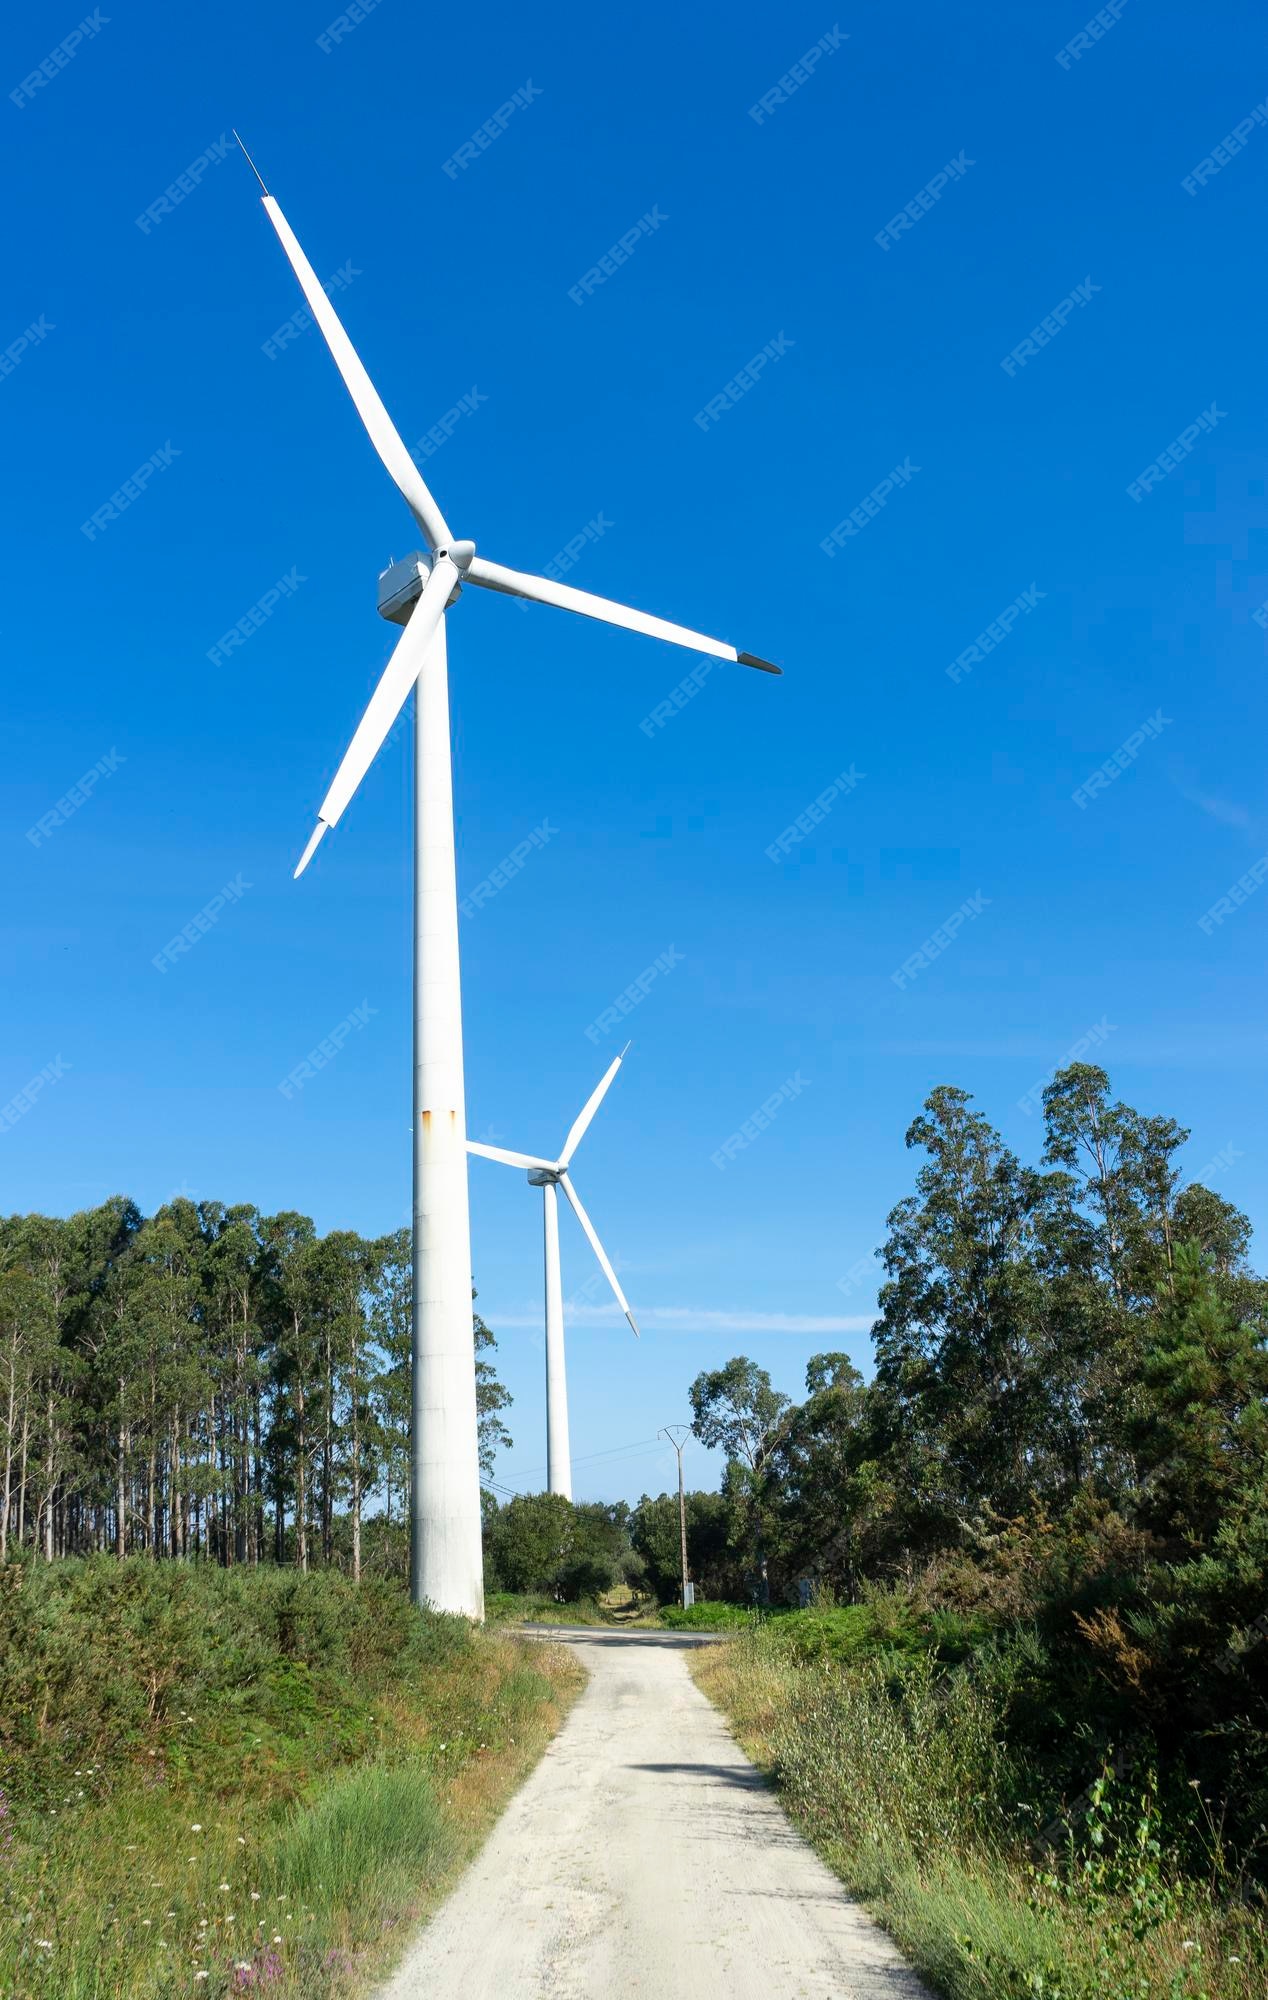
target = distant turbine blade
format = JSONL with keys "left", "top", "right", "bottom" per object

{"left": 296, "top": 555, "right": 457, "bottom": 871}
{"left": 257, "top": 193, "right": 452, "bottom": 551}
{"left": 558, "top": 1173, "right": 640, "bottom": 1337}
{"left": 558, "top": 1048, "right": 628, "bottom": 1169}
{"left": 464, "top": 556, "right": 781, "bottom": 674}
{"left": 466, "top": 1141, "right": 558, "bottom": 1172}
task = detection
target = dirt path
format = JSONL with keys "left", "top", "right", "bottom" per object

{"left": 379, "top": 1626, "right": 931, "bottom": 2000}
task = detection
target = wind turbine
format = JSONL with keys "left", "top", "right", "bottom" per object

{"left": 235, "top": 139, "right": 781, "bottom": 1619}
{"left": 468, "top": 1045, "right": 638, "bottom": 1501}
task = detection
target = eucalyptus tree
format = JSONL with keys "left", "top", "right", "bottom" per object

{"left": 0, "top": 1195, "right": 513, "bottom": 1573}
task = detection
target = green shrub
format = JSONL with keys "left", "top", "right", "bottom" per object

{"left": 659, "top": 1600, "right": 761, "bottom": 1629}
{"left": 772, "top": 1648, "right": 1008, "bottom": 1858}
{"left": 0, "top": 1559, "right": 577, "bottom": 2000}
{"left": 553, "top": 1554, "right": 617, "bottom": 1601}
{"left": 0, "top": 1556, "right": 471, "bottom": 1805}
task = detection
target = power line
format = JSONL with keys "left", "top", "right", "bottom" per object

{"left": 509, "top": 1434, "right": 669, "bottom": 1481}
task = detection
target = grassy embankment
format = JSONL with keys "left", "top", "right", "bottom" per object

{"left": 484, "top": 1584, "right": 662, "bottom": 1628}
{"left": 0, "top": 1558, "right": 581, "bottom": 1999}
{"left": 691, "top": 1601, "right": 1267, "bottom": 2000}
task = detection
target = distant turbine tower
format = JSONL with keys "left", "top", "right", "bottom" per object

{"left": 468, "top": 1047, "right": 639, "bottom": 1500}
{"left": 235, "top": 140, "right": 781, "bottom": 1619}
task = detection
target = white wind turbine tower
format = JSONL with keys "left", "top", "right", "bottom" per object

{"left": 468, "top": 1046, "right": 639, "bottom": 1501}
{"left": 235, "top": 140, "right": 781, "bottom": 1619}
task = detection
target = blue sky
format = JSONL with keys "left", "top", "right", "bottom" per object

{"left": 4, "top": 0, "right": 1266, "bottom": 1505}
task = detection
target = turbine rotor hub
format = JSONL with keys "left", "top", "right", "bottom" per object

{"left": 376, "top": 542, "right": 474, "bottom": 625}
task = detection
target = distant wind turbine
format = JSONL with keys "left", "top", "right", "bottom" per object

{"left": 234, "top": 137, "right": 781, "bottom": 1619}
{"left": 468, "top": 1046, "right": 638, "bottom": 1500}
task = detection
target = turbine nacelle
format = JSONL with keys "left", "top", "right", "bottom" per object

{"left": 378, "top": 544, "right": 475, "bottom": 624}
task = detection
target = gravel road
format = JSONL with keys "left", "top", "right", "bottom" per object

{"left": 378, "top": 1625, "right": 931, "bottom": 2000}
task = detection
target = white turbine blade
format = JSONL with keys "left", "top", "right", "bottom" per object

{"left": 465, "top": 556, "right": 781, "bottom": 674}
{"left": 295, "top": 823, "right": 328, "bottom": 877}
{"left": 295, "top": 556, "right": 456, "bottom": 876}
{"left": 558, "top": 1044, "right": 629, "bottom": 1169}
{"left": 466, "top": 1140, "right": 557, "bottom": 1172}
{"left": 558, "top": 1173, "right": 640, "bottom": 1337}
{"left": 259, "top": 193, "right": 451, "bottom": 551}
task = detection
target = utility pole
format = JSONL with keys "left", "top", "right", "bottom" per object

{"left": 660, "top": 1426, "right": 692, "bottom": 1608}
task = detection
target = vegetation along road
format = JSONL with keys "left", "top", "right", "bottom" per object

{"left": 378, "top": 1625, "right": 930, "bottom": 2000}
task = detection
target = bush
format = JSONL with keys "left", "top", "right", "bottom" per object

{"left": 553, "top": 1554, "right": 617, "bottom": 1601}
{"left": 0, "top": 1558, "right": 579, "bottom": 2000}
{"left": 0, "top": 1555, "right": 470, "bottom": 1805}
{"left": 659, "top": 1600, "right": 760, "bottom": 1630}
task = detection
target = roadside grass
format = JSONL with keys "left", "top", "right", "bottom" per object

{"left": 660, "top": 1598, "right": 988, "bottom": 1658}
{"left": 692, "top": 1624, "right": 1267, "bottom": 2000}
{"left": 0, "top": 1557, "right": 583, "bottom": 1998}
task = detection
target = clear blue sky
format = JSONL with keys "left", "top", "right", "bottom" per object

{"left": 4, "top": 0, "right": 1265, "bottom": 1504}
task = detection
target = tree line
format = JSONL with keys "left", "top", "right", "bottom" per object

{"left": 0, "top": 1199, "right": 511, "bottom": 1577}
{"left": 675, "top": 1063, "right": 1265, "bottom": 1602}
{"left": 654, "top": 1064, "right": 1268, "bottom": 1853}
